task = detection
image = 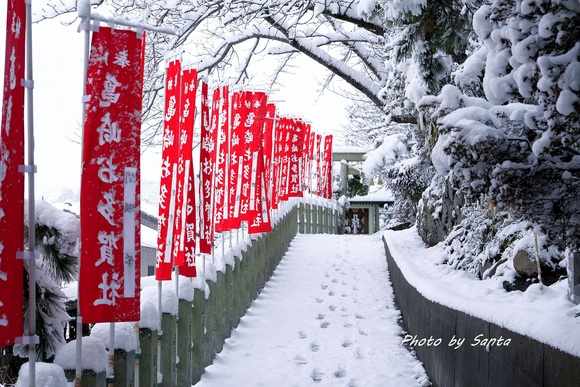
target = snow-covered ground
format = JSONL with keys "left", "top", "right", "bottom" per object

{"left": 195, "top": 233, "right": 430, "bottom": 387}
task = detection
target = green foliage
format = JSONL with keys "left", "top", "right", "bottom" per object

{"left": 17, "top": 266, "right": 69, "bottom": 361}
{"left": 385, "top": 154, "right": 435, "bottom": 223}
{"left": 346, "top": 174, "right": 369, "bottom": 198}
{"left": 392, "top": 0, "right": 480, "bottom": 93}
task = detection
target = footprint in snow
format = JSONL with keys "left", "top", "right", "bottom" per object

{"left": 334, "top": 367, "right": 347, "bottom": 379}
{"left": 343, "top": 322, "right": 353, "bottom": 328}
{"left": 355, "top": 313, "right": 365, "bottom": 320}
{"left": 342, "top": 339, "right": 353, "bottom": 348}
{"left": 311, "top": 368, "right": 324, "bottom": 383}
{"left": 298, "top": 330, "right": 308, "bottom": 339}
{"left": 309, "top": 341, "right": 320, "bottom": 352}
{"left": 328, "top": 290, "right": 335, "bottom": 296}
{"left": 332, "top": 278, "right": 338, "bottom": 283}
{"left": 358, "top": 328, "right": 369, "bottom": 336}
{"left": 320, "top": 321, "right": 331, "bottom": 329}
{"left": 321, "top": 284, "right": 328, "bottom": 290}
{"left": 325, "top": 272, "right": 330, "bottom": 278}
{"left": 315, "top": 298, "right": 323, "bottom": 303}
{"left": 328, "top": 305, "right": 337, "bottom": 311}
{"left": 316, "top": 313, "right": 325, "bottom": 320}
{"left": 294, "top": 355, "right": 307, "bottom": 365}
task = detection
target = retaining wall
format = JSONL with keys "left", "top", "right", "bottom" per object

{"left": 382, "top": 236, "right": 580, "bottom": 387}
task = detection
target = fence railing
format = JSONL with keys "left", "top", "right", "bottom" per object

{"left": 55, "top": 198, "right": 338, "bottom": 386}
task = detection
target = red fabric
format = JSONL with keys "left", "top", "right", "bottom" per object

{"left": 213, "top": 86, "right": 230, "bottom": 233}
{"left": 155, "top": 59, "right": 181, "bottom": 280}
{"left": 301, "top": 123, "right": 312, "bottom": 193}
{"left": 225, "top": 91, "right": 245, "bottom": 228}
{"left": 287, "top": 119, "right": 305, "bottom": 198}
{"left": 0, "top": 0, "right": 25, "bottom": 345}
{"left": 80, "top": 27, "right": 143, "bottom": 323}
{"left": 323, "top": 135, "right": 334, "bottom": 198}
{"left": 307, "top": 131, "right": 316, "bottom": 193}
{"left": 315, "top": 134, "right": 323, "bottom": 195}
{"left": 261, "top": 104, "right": 276, "bottom": 211}
{"left": 199, "top": 83, "right": 218, "bottom": 254}
{"left": 248, "top": 95, "right": 272, "bottom": 234}
{"left": 272, "top": 117, "right": 290, "bottom": 205}
{"left": 174, "top": 68, "right": 197, "bottom": 277}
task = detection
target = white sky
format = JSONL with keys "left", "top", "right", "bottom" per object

{"left": 0, "top": 3, "right": 350, "bottom": 201}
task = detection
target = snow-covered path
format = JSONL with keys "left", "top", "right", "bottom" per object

{"left": 195, "top": 233, "right": 430, "bottom": 386}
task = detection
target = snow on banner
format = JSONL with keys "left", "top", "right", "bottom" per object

{"left": 156, "top": 59, "right": 181, "bottom": 280}
{"left": 173, "top": 68, "right": 198, "bottom": 277}
{"left": 80, "top": 27, "right": 143, "bottom": 324}
{"left": 0, "top": 0, "right": 25, "bottom": 346}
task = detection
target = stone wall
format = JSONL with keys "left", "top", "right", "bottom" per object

{"left": 383, "top": 236, "right": 580, "bottom": 387}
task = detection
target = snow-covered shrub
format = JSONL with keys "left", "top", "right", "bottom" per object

{"left": 363, "top": 128, "right": 434, "bottom": 225}
{"left": 442, "top": 204, "right": 566, "bottom": 288}
{"left": 416, "top": 173, "right": 465, "bottom": 246}
{"left": 422, "top": 0, "right": 580, "bottom": 253}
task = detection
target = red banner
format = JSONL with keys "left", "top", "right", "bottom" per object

{"left": 322, "top": 135, "right": 333, "bottom": 198}
{"left": 272, "top": 116, "right": 288, "bottom": 207}
{"left": 315, "top": 134, "right": 323, "bottom": 195}
{"left": 248, "top": 97, "right": 272, "bottom": 234}
{"left": 287, "top": 119, "right": 305, "bottom": 198}
{"left": 239, "top": 92, "right": 267, "bottom": 222}
{"left": 174, "top": 68, "right": 197, "bottom": 277}
{"left": 307, "top": 131, "right": 315, "bottom": 193}
{"left": 213, "top": 86, "right": 230, "bottom": 233}
{"left": 80, "top": 27, "right": 143, "bottom": 323}
{"left": 199, "top": 83, "right": 218, "bottom": 254}
{"left": 0, "top": 0, "right": 25, "bottom": 345}
{"left": 301, "top": 123, "right": 311, "bottom": 192}
{"left": 261, "top": 104, "right": 276, "bottom": 211}
{"left": 226, "top": 90, "right": 245, "bottom": 228}
{"left": 155, "top": 59, "right": 181, "bottom": 280}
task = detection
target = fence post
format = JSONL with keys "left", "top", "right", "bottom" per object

{"left": 233, "top": 255, "right": 244, "bottom": 326}
{"left": 224, "top": 262, "right": 235, "bottom": 338}
{"left": 202, "top": 280, "right": 215, "bottom": 368}
{"left": 190, "top": 287, "right": 204, "bottom": 385}
{"left": 299, "top": 202, "right": 304, "bottom": 233}
{"left": 138, "top": 328, "right": 156, "bottom": 387}
{"left": 305, "top": 204, "right": 309, "bottom": 234}
{"left": 57, "top": 338, "right": 108, "bottom": 386}
{"left": 176, "top": 299, "right": 193, "bottom": 387}
{"left": 113, "top": 348, "right": 134, "bottom": 387}
{"left": 160, "top": 312, "right": 175, "bottom": 386}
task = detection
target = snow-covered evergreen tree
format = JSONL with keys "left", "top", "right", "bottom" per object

{"left": 13, "top": 201, "right": 79, "bottom": 361}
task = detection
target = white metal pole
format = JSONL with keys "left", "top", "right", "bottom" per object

{"left": 107, "top": 323, "right": 115, "bottom": 386}
{"left": 76, "top": 4, "right": 92, "bottom": 385}
{"left": 174, "top": 267, "right": 179, "bottom": 386}
{"left": 23, "top": 1, "right": 36, "bottom": 385}
{"left": 157, "top": 281, "right": 163, "bottom": 385}
{"left": 134, "top": 321, "right": 140, "bottom": 387}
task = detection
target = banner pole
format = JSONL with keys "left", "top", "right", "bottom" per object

{"left": 75, "top": 2, "right": 92, "bottom": 384}
{"left": 157, "top": 280, "right": 163, "bottom": 385}
{"left": 174, "top": 267, "right": 180, "bottom": 386}
{"left": 107, "top": 323, "right": 115, "bottom": 386}
{"left": 23, "top": 1, "right": 37, "bottom": 385}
